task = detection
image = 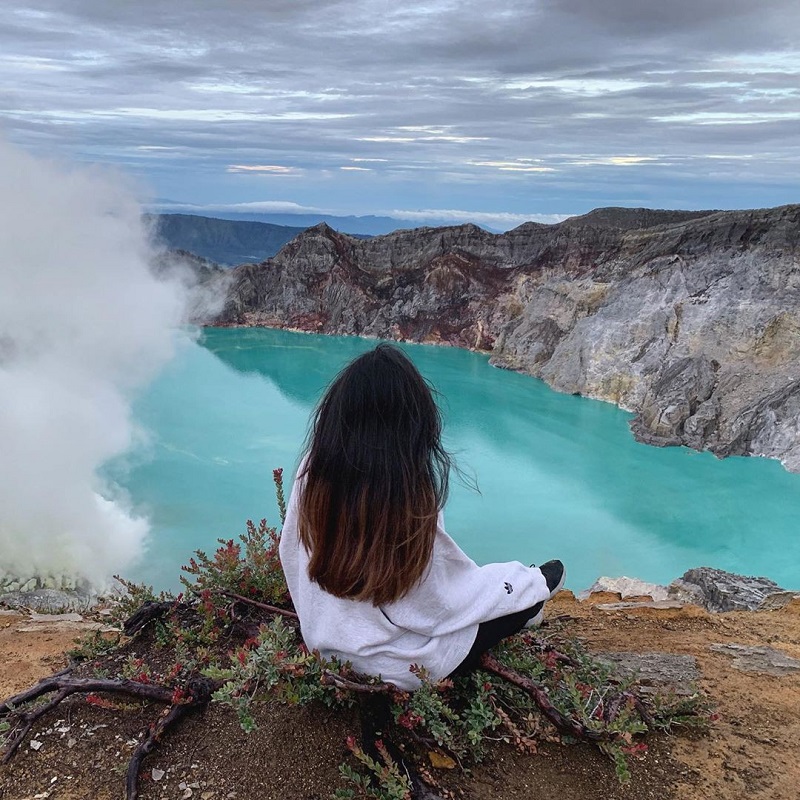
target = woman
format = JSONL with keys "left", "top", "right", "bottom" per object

{"left": 279, "top": 343, "right": 564, "bottom": 690}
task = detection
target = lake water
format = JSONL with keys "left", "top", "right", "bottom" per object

{"left": 109, "top": 327, "right": 800, "bottom": 593}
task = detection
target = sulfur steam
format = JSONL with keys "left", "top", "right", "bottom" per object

{"left": 0, "top": 138, "right": 188, "bottom": 590}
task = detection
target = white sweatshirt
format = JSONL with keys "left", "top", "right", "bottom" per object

{"left": 279, "top": 473, "right": 551, "bottom": 690}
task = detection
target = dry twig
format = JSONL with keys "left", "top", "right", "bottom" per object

{"left": 213, "top": 589, "right": 299, "bottom": 620}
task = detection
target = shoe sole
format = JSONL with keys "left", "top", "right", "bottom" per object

{"left": 547, "top": 568, "right": 566, "bottom": 598}
{"left": 524, "top": 608, "right": 544, "bottom": 628}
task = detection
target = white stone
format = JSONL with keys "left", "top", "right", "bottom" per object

{"left": 578, "top": 576, "right": 670, "bottom": 601}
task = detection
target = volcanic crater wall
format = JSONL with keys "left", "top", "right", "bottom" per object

{"left": 213, "top": 205, "right": 800, "bottom": 472}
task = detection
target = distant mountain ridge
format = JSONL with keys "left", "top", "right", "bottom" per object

{"left": 150, "top": 208, "right": 420, "bottom": 238}
{"left": 146, "top": 214, "right": 309, "bottom": 266}
{"left": 181, "top": 211, "right": 418, "bottom": 236}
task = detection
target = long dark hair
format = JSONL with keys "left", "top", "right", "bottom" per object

{"left": 297, "top": 343, "right": 451, "bottom": 606}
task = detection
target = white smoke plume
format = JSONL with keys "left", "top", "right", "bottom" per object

{"left": 0, "top": 138, "right": 188, "bottom": 590}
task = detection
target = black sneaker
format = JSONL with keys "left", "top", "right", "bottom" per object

{"left": 538, "top": 559, "right": 565, "bottom": 598}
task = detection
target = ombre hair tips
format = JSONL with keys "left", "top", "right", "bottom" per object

{"left": 297, "top": 343, "right": 451, "bottom": 606}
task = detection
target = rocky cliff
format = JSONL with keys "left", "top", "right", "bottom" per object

{"left": 212, "top": 204, "right": 800, "bottom": 471}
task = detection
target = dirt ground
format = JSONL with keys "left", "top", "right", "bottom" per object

{"left": 1, "top": 594, "right": 799, "bottom": 800}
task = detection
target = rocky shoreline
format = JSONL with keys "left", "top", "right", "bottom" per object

{"left": 3, "top": 565, "right": 796, "bottom": 615}
{"left": 208, "top": 204, "right": 800, "bottom": 472}
{"left": 580, "top": 566, "right": 799, "bottom": 612}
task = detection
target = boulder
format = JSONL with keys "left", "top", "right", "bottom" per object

{"left": 669, "top": 567, "right": 795, "bottom": 612}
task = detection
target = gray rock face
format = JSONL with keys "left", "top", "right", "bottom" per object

{"left": 596, "top": 652, "right": 700, "bottom": 695}
{"left": 213, "top": 204, "right": 800, "bottom": 471}
{"left": 669, "top": 567, "right": 793, "bottom": 612}
{"left": 0, "top": 587, "right": 95, "bottom": 613}
{"left": 710, "top": 643, "right": 800, "bottom": 676}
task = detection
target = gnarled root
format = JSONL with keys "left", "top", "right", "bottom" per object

{"left": 479, "top": 652, "right": 625, "bottom": 743}
{"left": 1, "top": 671, "right": 219, "bottom": 800}
{"left": 126, "top": 676, "right": 217, "bottom": 800}
{"left": 1, "top": 674, "right": 173, "bottom": 764}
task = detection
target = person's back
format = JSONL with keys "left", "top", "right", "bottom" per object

{"left": 279, "top": 343, "right": 564, "bottom": 689}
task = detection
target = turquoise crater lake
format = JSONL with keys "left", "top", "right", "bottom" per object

{"left": 110, "top": 327, "right": 800, "bottom": 593}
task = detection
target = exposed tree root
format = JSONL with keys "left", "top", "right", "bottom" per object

{"left": 321, "top": 670, "right": 400, "bottom": 695}
{"left": 479, "top": 652, "right": 624, "bottom": 743}
{"left": 126, "top": 676, "right": 218, "bottom": 800}
{"left": 122, "top": 599, "right": 181, "bottom": 636}
{"left": 0, "top": 671, "right": 220, "bottom": 800}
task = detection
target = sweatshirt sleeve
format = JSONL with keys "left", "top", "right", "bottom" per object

{"left": 382, "top": 517, "right": 551, "bottom": 637}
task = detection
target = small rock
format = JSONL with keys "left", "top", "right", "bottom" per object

{"left": 597, "top": 652, "right": 701, "bottom": 695}
{"left": 16, "top": 621, "right": 111, "bottom": 633}
{"left": 757, "top": 591, "right": 800, "bottom": 611}
{"left": 30, "top": 740, "right": 43, "bottom": 751}
{"left": 152, "top": 768, "right": 165, "bottom": 781}
{"left": 595, "top": 600, "right": 688, "bottom": 612}
{"left": 579, "top": 576, "right": 670, "bottom": 602}
{"left": 30, "top": 612, "right": 84, "bottom": 623}
{"left": 710, "top": 643, "right": 800, "bottom": 676}
{"left": 183, "top": 790, "right": 193, "bottom": 800}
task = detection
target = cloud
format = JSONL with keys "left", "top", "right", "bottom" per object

{"left": 385, "top": 208, "right": 571, "bottom": 228}
{"left": 226, "top": 164, "right": 303, "bottom": 175}
{"left": 2, "top": 0, "right": 798, "bottom": 214}
{"left": 160, "top": 200, "right": 324, "bottom": 215}
{"left": 155, "top": 199, "right": 569, "bottom": 230}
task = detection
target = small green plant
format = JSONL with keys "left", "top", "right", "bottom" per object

{"left": 180, "top": 468, "right": 289, "bottom": 608}
{"left": 0, "top": 716, "right": 10, "bottom": 756}
{"left": 273, "top": 467, "right": 287, "bottom": 524}
{"left": 335, "top": 737, "right": 412, "bottom": 800}
{"left": 120, "top": 655, "right": 154, "bottom": 683}
{"left": 68, "top": 629, "right": 120, "bottom": 662}
{"left": 205, "top": 616, "right": 352, "bottom": 731}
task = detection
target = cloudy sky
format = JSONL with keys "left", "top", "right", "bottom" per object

{"left": 2, "top": 0, "right": 799, "bottom": 228}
